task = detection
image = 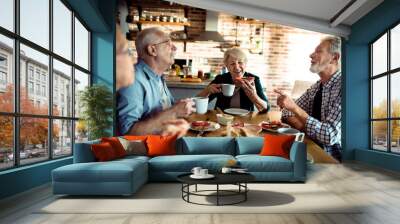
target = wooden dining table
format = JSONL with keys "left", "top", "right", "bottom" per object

{"left": 185, "top": 110, "right": 339, "bottom": 164}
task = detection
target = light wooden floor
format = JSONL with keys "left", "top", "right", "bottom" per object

{"left": 1, "top": 162, "right": 400, "bottom": 224}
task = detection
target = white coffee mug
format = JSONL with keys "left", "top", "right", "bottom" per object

{"left": 221, "top": 167, "right": 232, "bottom": 173}
{"left": 192, "top": 97, "right": 209, "bottom": 114}
{"left": 191, "top": 167, "right": 202, "bottom": 176}
{"left": 221, "top": 84, "right": 235, "bottom": 97}
{"left": 200, "top": 169, "right": 208, "bottom": 176}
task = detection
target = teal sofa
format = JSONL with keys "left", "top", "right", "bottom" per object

{"left": 52, "top": 137, "right": 306, "bottom": 196}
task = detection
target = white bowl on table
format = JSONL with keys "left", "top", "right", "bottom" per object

{"left": 216, "top": 114, "right": 234, "bottom": 126}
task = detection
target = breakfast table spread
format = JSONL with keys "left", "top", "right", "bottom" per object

{"left": 185, "top": 109, "right": 339, "bottom": 163}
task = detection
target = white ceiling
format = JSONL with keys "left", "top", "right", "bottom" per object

{"left": 171, "top": 0, "right": 384, "bottom": 38}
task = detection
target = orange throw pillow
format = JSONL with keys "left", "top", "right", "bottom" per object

{"left": 101, "top": 137, "right": 126, "bottom": 158}
{"left": 146, "top": 135, "right": 177, "bottom": 157}
{"left": 260, "top": 134, "right": 296, "bottom": 159}
{"left": 124, "top": 135, "right": 148, "bottom": 141}
{"left": 91, "top": 142, "right": 118, "bottom": 161}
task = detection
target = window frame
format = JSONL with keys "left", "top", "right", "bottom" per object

{"left": 370, "top": 21, "right": 400, "bottom": 154}
{"left": 0, "top": 0, "right": 92, "bottom": 171}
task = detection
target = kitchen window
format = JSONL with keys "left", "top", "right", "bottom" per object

{"left": 370, "top": 22, "right": 400, "bottom": 154}
{"left": 0, "top": 0, "right": 91, "bottom": 170}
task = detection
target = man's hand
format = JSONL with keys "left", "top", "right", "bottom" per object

{"left": 274, "top": 89, "right": 297, "bottom": 112}
{"left": 160, "top": 119, "right": 189, "bottom": 138}
{"left": 207, "top": 84, "right": 222, "bottom": 94}
{"left": 275, "top": 89, "right": 309, "bottom": 125}
{"left": 171, "top": 98, "right": 195, "bottom": 118}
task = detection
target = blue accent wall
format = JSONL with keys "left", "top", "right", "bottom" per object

{"left": 345, "top": 0, "right": 400, "bottom": 171}
{"left": 0, "top": 0, "right": 116, "bottom": 200}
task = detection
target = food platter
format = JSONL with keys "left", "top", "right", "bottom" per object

{"left": 190, "top": 121, "right": 221, "bottom": 132}
{"left": 260, "top": 121, "right": 290, "bottom": 132}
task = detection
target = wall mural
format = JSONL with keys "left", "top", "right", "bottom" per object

{"left": 114, "top": 0, "right": 342, "bottom": 163}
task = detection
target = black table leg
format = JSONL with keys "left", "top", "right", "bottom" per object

{"left": 245, "top": 183, "right": 247, "bottom": 201}
{"left": 217, "top": 184, "right": 219, "bottom": 206}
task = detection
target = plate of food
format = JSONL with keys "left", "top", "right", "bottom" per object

{"left": 224, "top": 108, "right": 250, "bottom": 116}
{"left": 260, "top": 121, "right": 290, "bottom": 132}
{"left": 190, "top": 121, "right": 221, "bottom": 132}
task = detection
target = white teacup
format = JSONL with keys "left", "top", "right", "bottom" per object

{"left": 191, "top": 167, "right": 202, "bottom": 176}
{"left": 199, "top": 169, "right": 208, "bottom": 176}
{"left": 216, "top": 113, "right": 234, "bottom": 125}
{"left": 221, "top": 84, "right": 235, "bottom": 97}
{"left": 192, "top": 97, "right": 209, "bottom": 114}
{"left": 221, "top": 167, "right": 232, "bottom": 173}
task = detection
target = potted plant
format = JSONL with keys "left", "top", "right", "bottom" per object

{"left": 79, "top": 84, "right": 113, "bottom": 140}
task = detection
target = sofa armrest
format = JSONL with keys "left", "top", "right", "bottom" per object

{"left": 289, "top": 141, "right": 307, "bottom": 181}
{"left": 73, "top": 140, "right": 100, "bottom": 163}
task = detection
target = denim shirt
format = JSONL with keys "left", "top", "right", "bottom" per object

{"left": 117, "top": 60, "right": 174, "bottom": 135}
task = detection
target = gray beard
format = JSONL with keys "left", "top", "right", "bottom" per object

{"left": 309, "top": 64, "right": 321, "bottom": 73}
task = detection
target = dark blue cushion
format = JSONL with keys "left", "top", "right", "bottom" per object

{"left": 176, "top": 137, "right": 236, "bottom": 155}
{"left": 52, "top": 159, "right": 147, "bottom": 183}
{"left": 149, "top": 154, "right": 235, "bottom": 172}
{"left": 73, "top": 140, "right": 101, "bottom": 163}
{"left": 235, "top": 137, "right": 264, "bottom": 155}
{"left": 236, "top": 155, "right": 293, "bottom": 172}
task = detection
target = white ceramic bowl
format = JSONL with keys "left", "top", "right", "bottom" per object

{"left": 216, "top": 114, "right": 234, "bottom": 125}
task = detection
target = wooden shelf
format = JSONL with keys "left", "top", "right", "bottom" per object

{"left": 137, "top": 20, "right": 190, "bottom": 26}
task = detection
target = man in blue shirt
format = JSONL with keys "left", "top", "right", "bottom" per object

{"left": 117, "top": 28, "right": 194, "bottom": 136}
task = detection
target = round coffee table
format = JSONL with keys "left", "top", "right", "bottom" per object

{"left": 177, "top": 173, "right": 255, "bottom": 206}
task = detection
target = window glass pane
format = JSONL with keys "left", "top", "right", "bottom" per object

{"left": 391, "top": 24, "right": 400, "bottom": 70}
{"left": 20, "top": 44, "right": 49, "bottom": 115}
{"left": 0, "top": 116, "right": 13, "bottom": 170}
{"left": 74, "top": 69, "right": 89, "bottom": 118}
{"left": 0, "top": 35, "right": 14, "bottom": 113}
{"left": 392, "top": 120, "right": 400, "bottom": 153}
{"left": 372, "top": 76, "right": 387, "bottom": 119}
{"left": 0, "top": 0, "right": 14, "bottom": 31}
{"left": 20, "top": 0, "right": 49, "bottom": 49}
{"left": 20, "top": 117, "right": 49, "bottom": 165}
{"left": 372, "top": 121, "right": 388, "bottom": 151}
{"left": 372, "top": 33, "right": 387, "bottom": 76}
{"left": 74, "top": 18, "right": 89, "bottom": 70}
{"left": 53, "top": 119, "right": 72, "bottom": 158}
{"left": 391, "top": 72, "right": 400, "bottom": 118}
{"left": 53, "top": 59, "right": 72, "bottom": 116}
{"left": 53, "top": 0, "right": 72, "bottom": 60}
{"left": 75, "top": 120, "right": 88, "bottom": 143}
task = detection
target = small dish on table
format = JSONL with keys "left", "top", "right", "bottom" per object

{"left": 224, "top": 108, "right": 250, "bottom": 116}
{"left": 190, "top": 121, "right": 221, "bottom": 132}
{"left": 260, "top": 121, "right": 290, "bottom": 132}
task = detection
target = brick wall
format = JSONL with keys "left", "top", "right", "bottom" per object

{"left": 124, "top": 3, "right": 329, "bottom": 107}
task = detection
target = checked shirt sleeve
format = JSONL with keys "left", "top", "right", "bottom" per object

{"left": 305, "top": 93, "right": 341, "bottom": 146}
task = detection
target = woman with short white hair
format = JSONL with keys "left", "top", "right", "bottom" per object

{"left": 198, "top": 48, "right": 269, "bottom": 112}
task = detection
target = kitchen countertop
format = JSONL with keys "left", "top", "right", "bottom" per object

{"left": 166, "top": 80, "right": 211, "bottom": 89}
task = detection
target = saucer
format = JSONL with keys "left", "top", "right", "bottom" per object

{"left": 224, "top": 108, "right": 250, "bottom": 116}
{"left": 190, "top": 174, "right": 215, "bottom": 179}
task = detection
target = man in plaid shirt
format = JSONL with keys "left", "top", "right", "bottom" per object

{"left": 275, "top": 37, "right": 342, "bottom": 162}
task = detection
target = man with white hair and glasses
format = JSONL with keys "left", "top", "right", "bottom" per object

{"left": 117, "top": 27, "right": 194, "bottom": 136}
{"left": 275, "top": 37, "right": 342, "bottom": 162}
